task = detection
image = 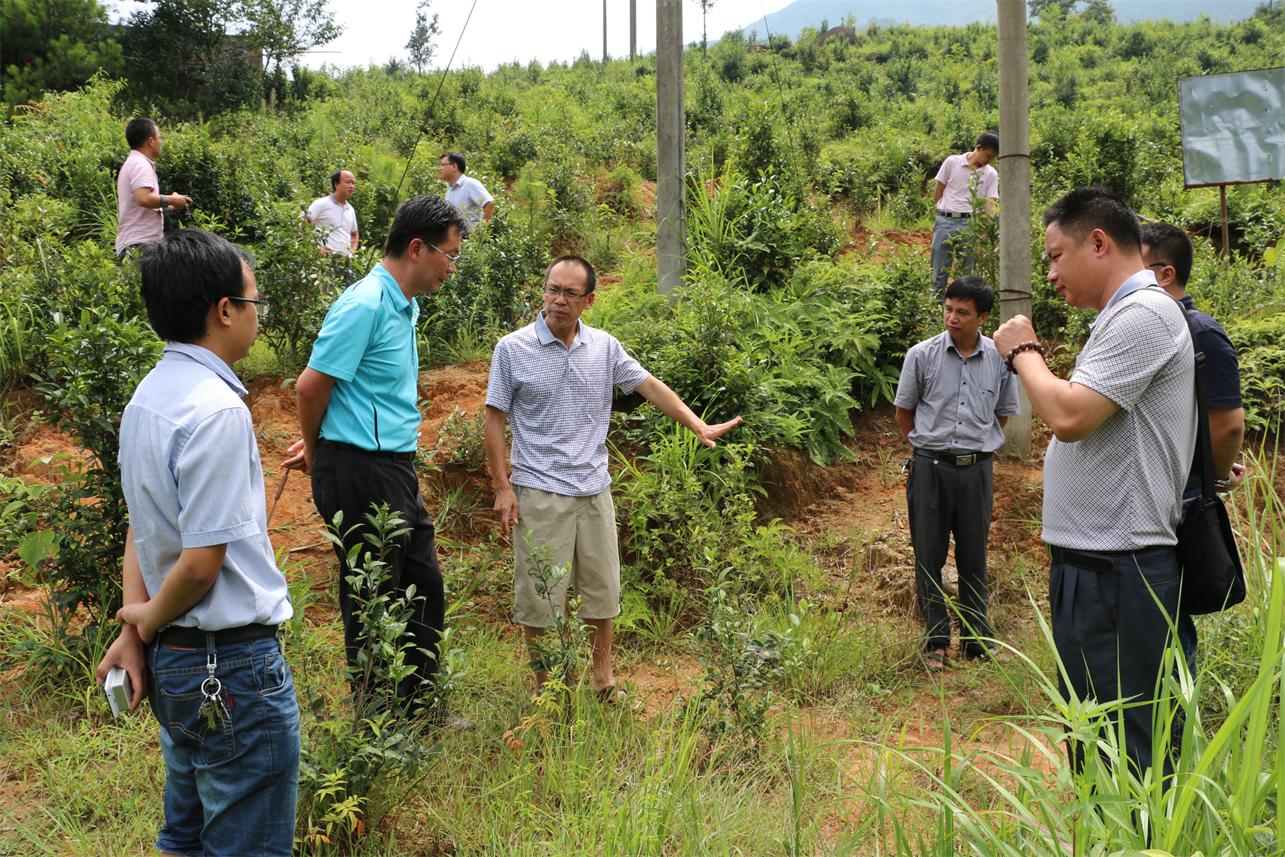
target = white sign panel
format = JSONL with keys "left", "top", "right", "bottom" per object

{"left": 1179, "top": 66, "right": 1284, "bottom": 188}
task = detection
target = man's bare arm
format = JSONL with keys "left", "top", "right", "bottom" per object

{"left": 485, "top": 406, "right": 518, "bottom": 534}
{"left": 284, "top": 367, "right": 336, "bottom": 473}
{"left": 635, "top": 377, "right": 742, "bottom": 447}
{"left": 1207, "top": 406, "right": 1244, "bottom": 481}
{"left": 895, "top": 406, "right": 915, "bottom": 440}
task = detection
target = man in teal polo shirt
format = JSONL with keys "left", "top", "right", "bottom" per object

{"left": 285, "top": 195, "right": 466, "bottom": 713}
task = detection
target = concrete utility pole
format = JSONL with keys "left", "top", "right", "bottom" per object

{"left": 603, "top": 0, "right": 608, "bottom": 63}
{"left": 656, "top": 0, "right": 685, "bottom": 294}
{"left": 630, "top": 0, "right": 637, "bottom": 61}
{"left": 997, "top": 0, "right": 1032, "bottom": 457}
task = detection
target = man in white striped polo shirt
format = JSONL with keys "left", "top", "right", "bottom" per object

{"left": 485, "top": 256, "right": 742, "bottom": 698}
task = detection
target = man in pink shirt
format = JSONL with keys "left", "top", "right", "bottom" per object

{"left": 931, "top": 132, "right": 999, "bottom": 296}
{"left": 116, "top": 117, "right": 192, "bottom": 259}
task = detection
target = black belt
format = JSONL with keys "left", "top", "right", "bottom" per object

{"left": 938, "top": 210, "right": 972, "bottom": 219}
{"left": 914, "top": 449, "right": 992, "bottom": 467}
{"left": 1047, "top": 545, "right": 1136, "bottom": 572}
{"left": 158, "top": 623, "right": 278, "bottom": 648}
{"left": 319, "top": 439, "right": 416, "bottom": 462}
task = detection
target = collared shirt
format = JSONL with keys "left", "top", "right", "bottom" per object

{"left": 894, "top": 330, "right": 1020, "bottom": 453}
{"left": 934, "top": 153, "right": 998, "bottom": 215}
{"left": 1042, "top": 278, "right": 1196, "bottom": 551}
{"left": 119, "top": 343, "right": 293, "bottom": 631}
{"left": 1179, "top": 294, "right": 1241, "bottom": 409}
{"left": 486, "top": 313, "right": 650, "bottom": 496}
{"left": 444, "top": 175, "right": 493, "bottom": 227}
{"left": 305, "top": 194, "right": 358, "bottom": 256}
{"left": 116, "top": 149, "right": 162, "bottom": 254}
{"left": 308, "top": 262, "right": 421, "bottom": 452}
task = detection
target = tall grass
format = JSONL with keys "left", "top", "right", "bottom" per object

{"left": 863, "top": 447, "right": 1284, "bottom": 856}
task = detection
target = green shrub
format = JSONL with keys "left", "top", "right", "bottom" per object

{"left": 1228, "top": 313, "right": 1285, "bottom": 433}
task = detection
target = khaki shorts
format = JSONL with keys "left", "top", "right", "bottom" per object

{"left": 513, "top": 485, "right": 621, "bottom": 628}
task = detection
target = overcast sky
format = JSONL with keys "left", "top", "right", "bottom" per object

{"left": 297, "top": 1, "right": 793, "bottom": 72}
{"left": 103, "top": 1, "right": 793, "bottom": 71}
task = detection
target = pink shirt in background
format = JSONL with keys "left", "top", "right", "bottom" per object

{"left": 934, "top": 153, "right": 999, "bottom": 215}
{"left": 116, "top": 149, "right": 162, "bottom": 254}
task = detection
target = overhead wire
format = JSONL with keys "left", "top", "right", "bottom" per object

{"left": 391, "top": 0, "right": 482, "bottom": 209}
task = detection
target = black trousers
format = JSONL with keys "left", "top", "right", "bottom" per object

{"left": 1049, "top": 545, "right": 1180, "bottom": 778}
{"left": 906, "top": 452, "right": 994, "bottom": 652}
{"left": 311, "top": 440, "right": 444, "bottom": 707}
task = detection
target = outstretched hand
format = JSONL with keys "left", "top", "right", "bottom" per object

{"left": 494, "top": 486, "right": 519, "bottom": 536}
{"left": 695, "top": 416, "right": 744, "bottom": 448}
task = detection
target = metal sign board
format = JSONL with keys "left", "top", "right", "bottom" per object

{"left": 1179, "top": 66, "right": 1285, "bottom": 188}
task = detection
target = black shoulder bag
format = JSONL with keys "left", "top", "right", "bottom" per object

{"left": 1175, "top": 309, "right": 1246, "bottom": 615}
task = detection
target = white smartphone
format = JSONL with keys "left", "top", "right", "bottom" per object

{"left": 105, "top": 666, "right": 133, "bottom": 717}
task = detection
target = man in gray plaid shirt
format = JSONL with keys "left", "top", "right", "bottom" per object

{"left": 994, "top": 187, "right": 1196, "bottom": 777}
{"left": 485, "top": 256, "right": 742, "bottom": 699}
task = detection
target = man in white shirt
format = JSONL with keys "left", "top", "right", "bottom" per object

{"left": 931, "top": 132, "right": 1000, "bottom": 296}
{"left": 304, "top": 169, "right": 360, "bottom": 256}
{"left": 115, "top": 117, "right": 191, "bottom": 259}
{"left": 439, "top": 152, "right": 494, "bottom": 236}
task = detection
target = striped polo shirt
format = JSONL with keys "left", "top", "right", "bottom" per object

{"left": 486, "top": 313, "right": 650, "bottom": 496}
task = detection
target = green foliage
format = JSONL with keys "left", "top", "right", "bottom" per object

{"left": 26, "top": 308, "right": 161, "bottom": 660}
{"left": 436, "top": 407, "right": 486, "bottom": 470}
{"left": 420, "top": 206, "right": 545, "bottom": 364}
{"left": 1229, "top": 313, "right": 1285, "bottom": 433}
{"left": 0, "top": 0, "right": 122, "bottom": 111}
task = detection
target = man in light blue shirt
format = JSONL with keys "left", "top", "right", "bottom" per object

{"left": 286, "top": 195, "right": 467, "bottom": 716}
{"left": 440, "top": 151, "right": 494, "bottom": 236}
{"left": 96, "top": 229, "right": 298, "bottom": 857}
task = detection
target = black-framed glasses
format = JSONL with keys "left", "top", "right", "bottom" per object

{"left": 543, "top": 285, "right": 588, "bottom": 301}
{"left": 428, "top": 242, "right": 461, "bottom": 262}
{"left": 228, "top": 296, "right": 269, "bottom": 318}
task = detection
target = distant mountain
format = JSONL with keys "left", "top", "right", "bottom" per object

{"left": 739, "top": 0, "right": 1265, "bottom": 41}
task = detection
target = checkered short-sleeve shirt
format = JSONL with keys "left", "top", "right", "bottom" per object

{"left": 486, "top": 313, "right": 650, "bottom": 497}
{"left": 1042, "top": 284, "right": 1196, "bottom": 550}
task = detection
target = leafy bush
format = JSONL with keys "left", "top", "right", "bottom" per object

{"left": 26, "top": 308, "right": 161, "bottom": 662}
{"left": 1228, "top": 313, "right": 1285, "bottom": 433}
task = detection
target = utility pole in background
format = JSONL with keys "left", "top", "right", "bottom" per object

{"left": 997, "top": 0, "right": 1032, "bottom": 456}
{"left": 656, "top": 0, "right": 685, "bottom": 294}
{"left": 603, "top": 0, "right": 608, "bottom": 62}
{"left": 630, "top": 0, "right": 637, "bottom": 61}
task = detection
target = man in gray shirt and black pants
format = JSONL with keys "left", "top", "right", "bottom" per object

{"left": 895, "top": 276, "right": 1019, "bottom": 671}
{"left": 995, "top": 187, "right": 1195, "bottom": 777}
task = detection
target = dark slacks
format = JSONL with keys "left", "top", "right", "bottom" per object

{"left": 1049, "top": 545, "right": 1180, "bottom": 777}
{"left": 311, "top": 440, "right": 444, "bottom": 707}
{"left": 906, "top": 453, "right": 994, "bottom": 652}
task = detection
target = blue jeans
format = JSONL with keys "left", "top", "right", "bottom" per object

{"left": 148, "top": 635, "right": 300, "bottom": 857}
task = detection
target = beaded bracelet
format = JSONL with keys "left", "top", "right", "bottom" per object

{"left": 1005, "top": 341, "right": 1047, "bottom": 373}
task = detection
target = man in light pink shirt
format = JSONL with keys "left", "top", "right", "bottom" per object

{"left": 930, "top": 132, "right": 999, "bottom": 296}
{"left": 116, "top": 117, "right": 192, "bottom": 258}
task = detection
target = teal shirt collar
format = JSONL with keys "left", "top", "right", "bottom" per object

{"left": 371, "top": 261, "right": 417, "bottom": 320}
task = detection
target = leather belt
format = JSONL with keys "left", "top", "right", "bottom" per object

{"left": 914, "top": 449, "right": 992, "bottom": 467}
{"left": 319, "top": 439, "right": 416, "bottom": 462}
{"left": 1047, "top": 546, "right": 1131, "bottom": 572}
{"left": 158, "top": 623, "right": 279, "bottom": 648}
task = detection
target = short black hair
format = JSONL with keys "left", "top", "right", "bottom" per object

{"left": 384, "top": 195, "right": 467, "bottom": 258}
{"left": 441, "top": 152, "right": 466, "bottom": 173}
{"left": 546, "top": 255, "right": 597, "bottom": 294}
{"left": 138, "top": 229, "right": 251, "bottom": 343}
{"left": 330, "top": 169, "right": 344, "bottom": 190}
{"left": 1042, "top": 186, "right": 1141, "bottom": 253}
{"left": 976, "top": 131, "right": 999, "bottom": 153}
{"left": 126, "top": 117, "right": 158, "bottom": 150}
{"left": 944, "top": 275, "right": 995, "bottom": 315}
{"left": 1139, "top": 221, "right": 1193, "bottom": 287}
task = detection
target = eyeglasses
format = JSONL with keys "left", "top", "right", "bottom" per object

{"left": 428, "top": 243, "right": 461, "bottom": 262}
{"left": 228, "top": 296, "right": 269, "bottom": 318}
{"left": 543, "top": 285, "right": 588, "bottom": 301}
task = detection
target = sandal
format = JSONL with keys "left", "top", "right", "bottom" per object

{"left": 922, "top": 649, "right": 948, "bottom": 672}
